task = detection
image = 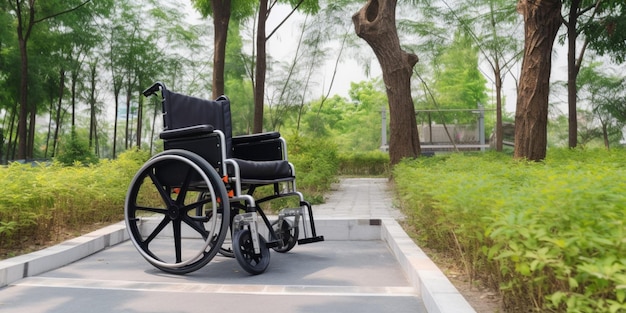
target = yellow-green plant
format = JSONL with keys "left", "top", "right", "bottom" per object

{"left": 0, "top": 149, "right": 149, "bottom": 257}
{"left": 394, "top": 149, "right": 626, "bottom": 312}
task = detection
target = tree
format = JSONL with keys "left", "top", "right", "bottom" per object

{"left": 192, "top": 0, "right": 255, "bottom": 99}
{"left": 454, "top": 0, "right": 522, "bottom": 151}
{"left": 577, "top": 61, "right": 626, "bottom": 149}
{"left": 514, "top": 0, "right": 562, "bottom": 161}
{"left": 432, "top": 29, "right": 489, "bottom": 124}
{"left": 561, "top": 0, "right": 626, "bottom": 148}
{"left": 9, "top": 0, "right": 92, "bottom": 160}
{"left": 252, "top": 0, "right": 320, "bottom": 133}
{"left": 353, "top": 0, "right": 420, "bottom": 165}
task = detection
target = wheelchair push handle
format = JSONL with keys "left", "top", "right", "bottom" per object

{"left": 143, "top": 82, "right": 166, "bottom": 97}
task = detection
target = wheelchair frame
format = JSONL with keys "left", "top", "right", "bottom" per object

{"left": 124, "top": 82, "right": 323, "bottom": 275}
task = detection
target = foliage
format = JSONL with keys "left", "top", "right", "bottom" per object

{"left": 430, "top": 28, "right": 489, "bottom": 124}
{"left": 338, "top": 151, "right": 389, "bottom": 176}
{"left": 55, "top": 129, "right": 99, "bottom": 166}
{"left": 0, "top": 149, "right": 149, "bottom": 257}
{"left": 286, "top": 134, "right": 339, "bottom": 202}
{"left": 394, "top": 149, "right": 626, "bottom": 312}
{"left": 571, "top": 0, "right": 626, "bottom": 63}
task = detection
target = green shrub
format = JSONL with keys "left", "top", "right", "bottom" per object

{"left": 55, "top": 129, "right": 99, "bottom": 166}
{"left": 286, "top": 135, "right": 339, "bottom": 203}
{"left": 338, "top": 150, "right": 390, "bottom": 176}
{"left": 0, "top": 149, "right": 148, "bottom": 257}
{"left": 394, "top": 149, "right": 626, "bottom": 313}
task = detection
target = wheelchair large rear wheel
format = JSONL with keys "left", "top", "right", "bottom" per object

{"left": 125, "top": 150, "right": 230, "bottom": 274}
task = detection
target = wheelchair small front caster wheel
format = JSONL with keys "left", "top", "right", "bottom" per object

{"left": 272, "top": 219, "right": 299, "bottom": 253}
{"left": 233, "top": 229, "right": 270, "bottom": 275}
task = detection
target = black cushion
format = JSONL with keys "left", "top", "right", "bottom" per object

{"left": 232, "top": 158, "right": 292, "bottom": 180}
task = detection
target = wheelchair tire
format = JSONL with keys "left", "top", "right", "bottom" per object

{"left": 233, "top": 229, "right": 270, "bottom": 275}
{"left": 271, "top": 219, "right": 299, "bottom": 253}
{"left": 125, "top": 149, "right": 230, "bottom": 274}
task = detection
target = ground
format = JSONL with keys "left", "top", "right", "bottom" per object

{"left": 399, "top": 219, "right": 503, "bottom": 313}
{"left": 422, "top": 245, "right": 503, "bottom": 313}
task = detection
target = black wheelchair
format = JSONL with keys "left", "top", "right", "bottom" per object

{"left": 124, "top": 82, "right": 324, "bottom": 275}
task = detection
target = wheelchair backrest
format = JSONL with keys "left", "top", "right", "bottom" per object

{"left": 162, "top": 89, "right": 233, "bottom": 158}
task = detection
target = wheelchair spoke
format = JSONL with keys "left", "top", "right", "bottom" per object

{"left": 142, "top": 215, "right": 171, "bottom": 248}
{"left": 148, "top": 171, "right": 175, "bottom": 207}
{"left": 133, "top": 205, "right": 168, "bottom": 215}
{"left": 175, "top": 166, "right": 195, "bottom": 205}
{"left": 172, "top": 219, "right": 182, "bottom": 263}
{"left": 182, "top": 215, "right": 209, "bottom": 238}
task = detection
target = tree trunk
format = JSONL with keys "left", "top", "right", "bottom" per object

{"left": 212, "top": 0, "right": 231, "bottom": 99}
{"left": 16, "top": 2, "right": 33, "bottom": 160}
{"left": 494, "top": 65, "right": 503, "bottom": 151}
{"left": 125, "top": 78, "right": 131, "bottom": 149}
{"left": 136, "top": 89, "right": 143, "bottom": 149}
{"left": 353, "top": 0, "right": 420, "bottom": 165}
{"left": 567, "top": 0, "right": 580, "bottom": 148}
{"left": 53, "top": 69, "right": 65, "bottom": 158}
{"left": 253, "top": 0, "right": 268, "bottom": 133}
{"left": 88, "top": 63, "right": 97, "bottom": 149}
{"left": 514, "top": 0, "right": 561, "bottom": 161}
{"left": 113, "top": 92, "right": 119, "bottom": 158}
{"left": 71, "top": 70, "right": 78, "bottom": 128}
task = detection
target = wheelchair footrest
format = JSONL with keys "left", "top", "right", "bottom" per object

{"left": 298, "top": 236, "right": 325, "bottom": 245}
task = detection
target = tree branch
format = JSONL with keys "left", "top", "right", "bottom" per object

{"left": 33, "top": 0, "right": 92, "bottom": 24}
{"left": 266, "top": 0, "right": 305, "bottom": 40}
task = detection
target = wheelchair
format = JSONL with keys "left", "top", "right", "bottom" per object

{"left": 124, "top": 82, "right": 324, "bottom": 275}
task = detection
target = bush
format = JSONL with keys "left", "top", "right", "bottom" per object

{"left": 338, "top": 150, "right": 390, "bottom": 176}
{"left": 55, "top": 129, "right": 98, "bottom": 166}
{"left": 0, "top": 149, "right": 148, "bottom": 257}
{"left": 287, "top": 135, "right": 339, "bottom": 203}
{"left": 394, "top": 149, "right": 626, "bottom": 313}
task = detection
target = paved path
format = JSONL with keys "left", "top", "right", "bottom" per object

{"left": 0, "top": 178, "right": 433, "bottom": 313}
{"left": 315, "top": 178, "right": 404, "bottom": 219}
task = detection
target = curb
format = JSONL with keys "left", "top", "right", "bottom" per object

{"left": 0, "top": 221, "right": 128, "bottom": 287}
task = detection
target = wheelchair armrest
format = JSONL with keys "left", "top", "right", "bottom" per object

{"left": 232, "top": 132, "right": 281, "bottom": 145}
{"left": 159, "top": 125, "right": 215, "bottom": 140}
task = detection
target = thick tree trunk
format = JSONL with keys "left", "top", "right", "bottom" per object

{"left": 212, "top": 0, "right": 231, "bottom": 99}
{"left": 253, "top": 0, "right": 268, "bottom": 133}
{"left": 514, "top": 0, "right": 561, "bottom": 161}
{"left": 353, "top": 0, "right": 420, "bottom": 165}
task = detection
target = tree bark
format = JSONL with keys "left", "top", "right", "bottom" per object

{"left": 212, "top": 0, "right": 231, "bottom": 99}
{"left": 253, "top": 0, "right": 268, "bottom": 133}
{"left": 514, "top": 0, "right": 561, "bottom": 161}
{"left": 353, "top": 0, "right": 420, "bottom": 165}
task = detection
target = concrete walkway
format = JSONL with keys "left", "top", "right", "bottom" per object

{"left": 0, "top": 178, "right": 475, "bottom": 313}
